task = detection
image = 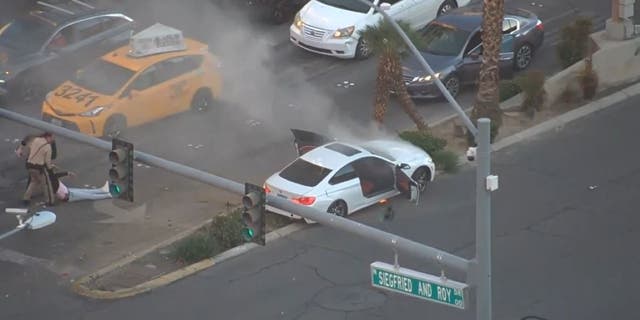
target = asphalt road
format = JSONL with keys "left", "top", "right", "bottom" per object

{"left": 2, "top": 68, "right": 640, "bottom": 320}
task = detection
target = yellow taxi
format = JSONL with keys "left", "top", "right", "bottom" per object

{"left": 41, "top": 24, "right": 222, "bottom": 137}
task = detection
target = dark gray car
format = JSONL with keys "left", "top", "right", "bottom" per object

{"left": 401, "top": 5, "right": 544, "bottom": 99}
{"left": 0, "top": 0, "right": 134, "bottom": 103}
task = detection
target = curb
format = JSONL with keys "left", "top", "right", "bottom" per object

{"left": 71, "top": 220, "right": 307, "bottom": 300}
{"left": 71, "top": 80, "right": 640, "bottom": 301}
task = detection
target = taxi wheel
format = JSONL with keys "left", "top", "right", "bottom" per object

{"left": 103, "top": 116, "right": 126, "bottom": 138}
{"left": 191, "top": 89, "right": 214, "bottom": 113}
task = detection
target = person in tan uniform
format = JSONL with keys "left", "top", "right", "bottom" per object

{"left": 22, "top": 132, "right": 56, "bottom": 206}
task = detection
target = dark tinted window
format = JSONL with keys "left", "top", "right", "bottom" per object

{"left": 102, "top": 16, "right": 130, "bottom": 29}
{"left": 74, "top": 60, "right": 135, "bottom": 95}
{"left": 130, "top": 65, "right": 158, "bottom": 91}
{"left": 324, "top": 143, "right": 361, "bottom": 156}
{"left": 316, "top": 0, "right": 372, "bottom": 13}
{"left": 422, "top": 23, "right": 471, "bottom": 56}
{"left": 329, "top": 164, "right": 357, "bottom": 185}
{"left": 74, "top": 18, "right": 108, "bottom": 41}
{"left": 279, "top": 158, "right": 332, "bottom": 187}
{"left": 464, "top": 31, "right": 482, "bottom": 55}
{"left": 0, "top": 16, "right": 54, "bottom": 53}
{"left": 156, "top": 55, "right": 203, "bottom": 83}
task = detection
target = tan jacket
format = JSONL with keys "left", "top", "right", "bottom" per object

{"left": 27, "top": 137, "right": 52, "bottom": 169}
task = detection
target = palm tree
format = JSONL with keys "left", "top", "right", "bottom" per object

{"left": 359, "top": 20, "right": 428, "bottom": 132}
{"left": 471, "top": 0, "right": 505, "bottom": 140}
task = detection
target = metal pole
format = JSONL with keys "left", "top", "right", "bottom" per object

{"left": 0, "top": 107, "right": 471, "bottom": 274}
{"left": 353, "top": 0, "right": 478, "bottom": 136}
{"left": 475, "top": 118, "right": 492, "bottom": 320}
{"left": 0, "top": 227, "right": 25, "bottom": 241}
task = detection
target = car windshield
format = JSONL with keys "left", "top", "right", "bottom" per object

{"left": 279, "top": 158, "right": 332, "bottom": 187}
{"left": 316, "top": 0, "right": 372, "bottom": 14}
{"left": 74, "top": 60, "right": 135, "bottom": 95}
{"left": 421, "top": 23, "right": 471, "bottom": 56}
{"left": 0, "top": 16, "right": 54, "bottom": 53}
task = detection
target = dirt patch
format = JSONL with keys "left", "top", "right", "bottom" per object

{"left": 431, "top": 95, "right": 587, "bottom": 155}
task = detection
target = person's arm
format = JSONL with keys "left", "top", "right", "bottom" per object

{"left": 54, "top": 171, "right": 69, "bottom": 179}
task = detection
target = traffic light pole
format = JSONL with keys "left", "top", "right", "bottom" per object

{"left": 0, "top": 107, "right": 470, "bottom": 274}
{"left": 351, "top": 1, "right": 492, "bottom": 319}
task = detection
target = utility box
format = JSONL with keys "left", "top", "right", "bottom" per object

{"left": 486, "top": 175, "right": 499, "bottom": 192}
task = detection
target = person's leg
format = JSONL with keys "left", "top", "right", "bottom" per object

{"left": 67, "top": 188, "right": 112, "bottom": 202}
{"left": 23, "top": 169, "right": 42, "bottom": 202}
{"left": 41, "top": 168, "right": 55, "bottom": 205}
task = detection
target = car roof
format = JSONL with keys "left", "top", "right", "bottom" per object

{"left": 100, "top": 38, "right": 210, "bottom": 73}
{"left": 436, "top": 5, "right": 538, "bottom": 31}
{"left": 27, "top": 1, "right": 129, "bottom": 28}
{"left": 300, "top": 142, "right": 370, "bottom": 170}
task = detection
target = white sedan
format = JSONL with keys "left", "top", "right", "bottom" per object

{"left": 265, "top": 129, "right": 436, "bottom": 223}
{"left": 289, "top": 0, "right": 471, "bottom": 59}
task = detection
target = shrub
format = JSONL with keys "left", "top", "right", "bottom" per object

{"left": 515, "top": 70, "right": 546, "bottom": 118}
{"left": 556, "top": 17, "right": 593, "bottom": 68}
{"left": 398, "top": 130, "right": 446, "bottom": 154}
{"left": 499, "top": 80, "right": 522, "bottom": 102}
{"left": 172, "top": 232, "right": 219, "bottom": 264}
{"left": 172, "top": 208, "right": 245, "bottom": 264}
{"left": 578, "top": 68, "right": 598, "bottom": 100}
{"left": 207, "top": 208, "right": 244, "bottom": 250}
{"left": 431, "top": 150, "right": 460, "bottom": 173}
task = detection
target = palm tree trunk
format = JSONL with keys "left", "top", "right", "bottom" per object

{"left": 389, "top": 54, "right": 428, "bottom": 132}
{"left": 373, "top": 52, "right": 393, "bottom": 128}
{"left": 472, "top": 0, "right": 504, "bottom": 130}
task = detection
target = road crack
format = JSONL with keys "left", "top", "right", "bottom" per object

{"left": 227, "top": 246, "right": 309, "bottom": 284}
{"left": 300, "top": 263, "right": 337, "bottom": 286}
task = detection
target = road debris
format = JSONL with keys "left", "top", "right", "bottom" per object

{"left": 588, "top": 185, "right": 598, "bottom": 190}
{"left": 246, "top": 119, "right": 261, "bottom": 127}
{"left": 336, "top": 80, "right": 356, "bottom": 88}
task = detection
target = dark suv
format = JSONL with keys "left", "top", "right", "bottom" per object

{"left": 0, "top": 0, "right": 134, "bottom": 103}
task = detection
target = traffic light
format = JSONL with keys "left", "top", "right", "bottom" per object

{"left": 108, "top": 138, "right": 134, "bottom": 202}
{"left": 241, "top": 183, "right": 266, "bottom": 246}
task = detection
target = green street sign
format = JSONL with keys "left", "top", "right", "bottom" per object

{"left": 370, "top": 261, "right": 468, "bottom": 309}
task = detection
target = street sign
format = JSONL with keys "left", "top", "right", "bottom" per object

{"left": 370, "top": 261, "right": 468, "bottom": 309}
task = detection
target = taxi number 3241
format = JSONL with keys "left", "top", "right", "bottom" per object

{"left": 54, "top": 85, "right": 100, "bottom": 108}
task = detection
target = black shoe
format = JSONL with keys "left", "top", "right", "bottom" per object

{"left": 21, "top": 200, "right": 30, "bottom": 207}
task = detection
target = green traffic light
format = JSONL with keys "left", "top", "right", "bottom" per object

{"left": 109, "top": 183, "right": 122, "bottom": 196}
{"left": 241, "top": 227, "right": 255, "bottom": 241}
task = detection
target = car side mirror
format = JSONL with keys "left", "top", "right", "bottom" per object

{"left": 379, "top": 2, "right": 391, "bottom": 10}
{"left": 469, "top": 52, "right": 480, "bottom": 60}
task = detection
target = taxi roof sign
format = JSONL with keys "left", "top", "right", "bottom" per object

{"left": 129, "top": 23, "right": 186, "bottom": 58}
